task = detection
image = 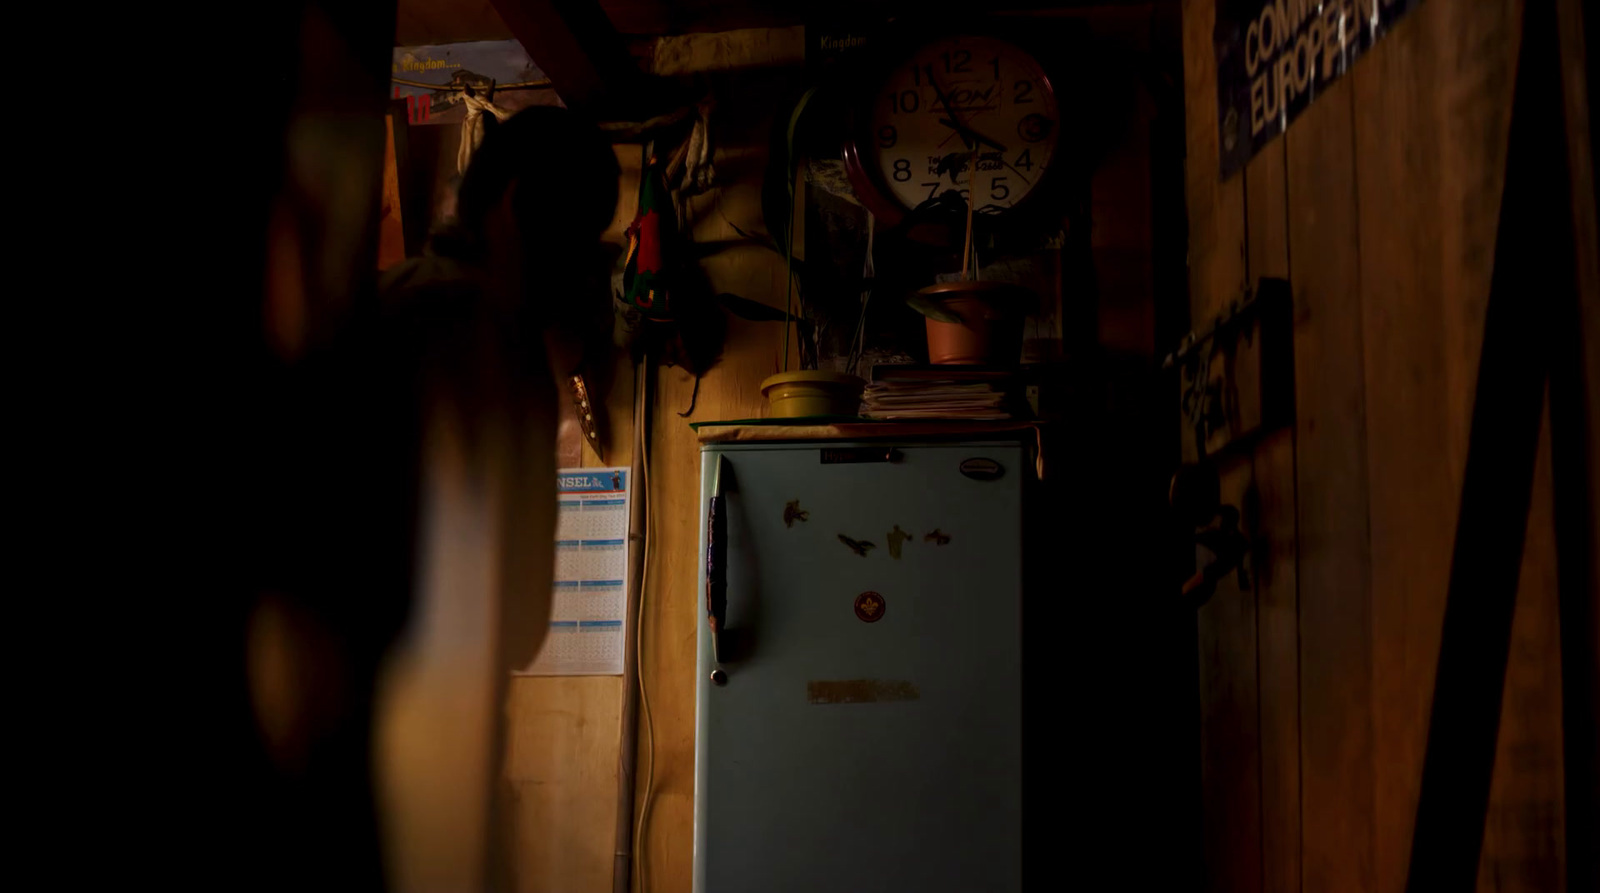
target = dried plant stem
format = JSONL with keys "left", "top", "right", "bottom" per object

{"left": 961, "top": 144, "right": 979, "bottom": 281}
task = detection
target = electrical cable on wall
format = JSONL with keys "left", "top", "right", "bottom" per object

{"left": 613, "top": 353, "right": 657, "bottom": 893}
{"left": 633, "top": 358, "right": 658, "bottom": 893}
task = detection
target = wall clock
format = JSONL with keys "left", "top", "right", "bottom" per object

{"left": 842, "top": 32, "right": 1065, "bottom": 242}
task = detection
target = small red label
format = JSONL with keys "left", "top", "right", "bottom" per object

{"left": 854, "top": 591, "right": 886, "bottom": 623}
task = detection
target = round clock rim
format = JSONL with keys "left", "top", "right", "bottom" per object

{"left": 841, "top": 30, "right": 1068, "bottom": 244}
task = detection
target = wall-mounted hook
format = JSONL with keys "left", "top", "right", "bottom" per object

{"left": 1170, "top": 463, "right": 1250, "bottom": 607}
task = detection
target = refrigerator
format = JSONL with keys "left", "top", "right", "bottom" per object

{"left": 693, "top": 439, "right": 1025, "bottom": 893}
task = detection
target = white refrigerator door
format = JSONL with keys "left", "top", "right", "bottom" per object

{"left": 693, "top": 441, "right": 1024, "bottom": 893}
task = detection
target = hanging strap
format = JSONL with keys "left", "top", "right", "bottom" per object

{"left": 455, "top": 92, "right": 513, "bottom": 175}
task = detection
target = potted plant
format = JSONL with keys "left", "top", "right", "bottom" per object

{"left": 909, "top": 280, "right": 1033, "bottom": 364}
{"left": 715, "top": 294, "right": 863, "bottom": 417}
{"left": 756, "top": 87, "right": 865, "bottom": 417}
{"left": 899, "top": 149, "right": 1036, "bottom": 366}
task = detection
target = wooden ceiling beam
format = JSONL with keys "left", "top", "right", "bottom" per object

{"left": 597, "top": 0, "right": 674, "bottom": 36}
{"left": 489, "top": 0, "right": 651, "bottom": 116}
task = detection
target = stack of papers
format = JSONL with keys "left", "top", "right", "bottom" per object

{"left": 859, "top": 379, "right": 1014, "bottom": 420}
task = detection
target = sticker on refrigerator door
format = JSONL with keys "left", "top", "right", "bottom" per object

{"left": 783, "top": 500, "right": 809, "bottom": 528}
{"left": 838, "top": 534, "right": 876, "bottom": 557}
{"left": 820, "top": 447, "right": 899, "bottom": 464}
{"left": 807, "top": 679, "right": 920, "bottom": 704}
{"left": 854, "top": 591, "right": 886, "bottom": 623}
{"left": 886, "top": 525, "right": 911, "bottom": 559}
{"left": 924, "top": 528, "right": 952, "bottom": 546}
{"left": 959, "top": 457, "right": 1005, "bottom": 481}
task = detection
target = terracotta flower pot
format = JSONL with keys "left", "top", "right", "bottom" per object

{"left": 918, "top": 281, "right": 1030, "bottom": 365}
{"left": 760, "top": 371, "right": 866, "bottom": 418}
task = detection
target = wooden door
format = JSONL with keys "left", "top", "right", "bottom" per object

{"left": 1180, "top": 1, "right": 1583, "bottom": 891}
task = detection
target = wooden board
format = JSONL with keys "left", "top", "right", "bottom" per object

{"left": 1243, "top": 138, "right": 1299, "bottom": 893}
{"left": 1181, "top": 1, "right": 1574, "bottom": 891}
{"left": 1478, "top": 411, "right": 1567, "bottom": 892}
{"left": 1345, "top": 4, "right": 1558, "bottom": 891}
{"left": 1181, "top": 2, "right": 1261, "bottom": 890}
{"left": 1350, "top": 10, "right": 1463, "bottom": 891}
{"left": 505, "top": 676, "right": 625, "bottom": 893}
{"left": 378, "top": 114, "right": 408, "bottom": 269}
{"left": 504, "top": 363, "right": 634, "bottom": 893}
{"left": 1251, "top": 423, "right": 1299, "bottom": 893}
{"left": 1282, "top": 73, "right": 1376, "bottom": 893}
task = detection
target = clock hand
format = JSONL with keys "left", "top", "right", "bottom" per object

{"left": 927, "top": 73, "right": 1035, "bottom": 190}
{"left": 927, "top": 74, "right": 1009, "bottom": 151}
{"left": 928, "top": 71, "right": 1036, "bottom": 196}
{"left": 927, "top": 76, "right": 982, "bottom": 144}
{"left": 936, "top": 126, "right": 1034, "bottom": 191}
{"left": 938, "top": 117, "right": 1007, "bottom": 152}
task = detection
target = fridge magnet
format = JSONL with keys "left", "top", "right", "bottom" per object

{"left": 924, "top": 529, "right": 952, "bottom": 546}
{"left": 783, "top": 500, "right": 810, "bottom": 528}
{"left": 886, "top": 524, "right": 911, "bottom": 559}
{"left": 807, "top": 679, "right": 919, "bottom": 704}
{"left": 838, "top": 534, "right": 876, "bottom": 557}
{"left": 853, "top": 591, "right": 886, "bottom": 623}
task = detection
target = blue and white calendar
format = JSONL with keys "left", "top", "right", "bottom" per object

{"left": 520, "top": 467, "right": 631, "bottom": 676}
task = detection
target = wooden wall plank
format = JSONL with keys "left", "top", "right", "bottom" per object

{"left": 1243, "top": 145, "right": 1287, "bottom": 282}
{"left": 506, "top": 676, "right": 626, "bottom": 893}
{"left": 1195, "top": 452, "right": 1262, "bottom": 893}
{"left": 1478, "top": 411, "right": 1568, "bottom": 893}
{"left": 1181, "top": 0, "right": 1248, "bottom": 313}
{"left": 1348, "top": 4, "right": 1563, "bottom": 892}
{"left": 1250, "top": 423, "right": 1299, "bottom": 893}
{"left": 378, "top": 115, "right": 408, "bottom": 269}
{"left": 1453, "top": 3, "right": 1568, "bottom": 888}
{"left": 1186, "top": 1, "right": 1573, "bottom": 891}
{"left": 1243, "top": 138, "right": 1299, "bottom": 893}
{"left": 1282, "top": 75, "right": 1375, "bottom": 893}
{"left": 1181, "top": 2, "right": 1261, "bottom": 891}
{"left": 1350, "top": 10, "right": 1461, "bottom": 892}
{"left": 636, "top": 358, "right": 705, "bottom": 893}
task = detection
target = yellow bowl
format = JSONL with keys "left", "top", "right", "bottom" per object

{"left": 760, "top": 371, "right": 865, "bottom": 418}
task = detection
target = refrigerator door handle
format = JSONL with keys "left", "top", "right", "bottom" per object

{"left": 705, "top": 489, "right": 729, "bottom": 683}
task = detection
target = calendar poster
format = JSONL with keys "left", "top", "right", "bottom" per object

{"left": 518, "top": 467, "right": 631, "bottom": 676}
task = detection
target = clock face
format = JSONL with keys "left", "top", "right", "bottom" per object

{"left": 866, "top": 35, "right": 1061, "bottom": 218}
